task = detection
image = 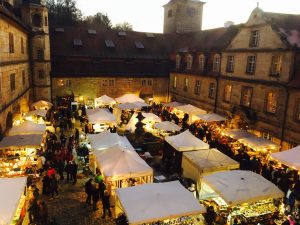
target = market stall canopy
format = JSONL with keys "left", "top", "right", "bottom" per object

{"left": 88, "top": 131, "right": 134, "bottom": 151}
{"left": 270, "top": 145, "right": 300, "bottom": 170}
{"left": 165, "top": 130, "right": 209, "bottom": 152}
{"left": 115, "top": 94, "right": 144, "bottom": 104}
{"left": 163, "top": 101, "right": 184, "bottom": 108}
{"left": 116, "top": 181, "right": 206, "bottom": 225}
{"left": 86, "top": 108, "right": 116, "bottom": 124}
{"left": 175, "top": 104, "right": 207, "bottom": 115}
{"left": 32, "top": 100, "right": 53, "bottom": 110}
{"left": 8, "top": 121, "right": 46, "bottom": 136}
{"left": 0, "top": 134, "right": 43, "bottom": 149}
{"left": 238, "top": 136, "right": 280, "bottom": 152}
{"left": 154, "top": 121, "right": 181, "bottom": 132}
{"left": 194, "top": 113, "right": 226, "bottom": 123}
{"left": 183, "top": 148, "right": 239, "bottom": 173}
{"left": 202, "top": 170, "right": 284, "bottom": 206}
{"left": 94, "top": 95, "right": 116, "bottom": 105}
{"left": 222, "top": 129, "right": 255, "bottom": 140}
{"left": 116, "top": 102, "right": 149, "bottom": 110}
{"left": 94, "top": 145, "right": 153, "bottom": 180}
{"left": 0, "top": 177, "right": 27, "bottom": 225}
{"left": 126, "top": 112, "right": 161, "bottom": 132}
{"left": 25, "top": 109, "right": 48, "bottom": 118}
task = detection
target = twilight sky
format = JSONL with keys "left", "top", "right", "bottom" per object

{"left": 76, "top": 0, "right": 300, "bottom": 33}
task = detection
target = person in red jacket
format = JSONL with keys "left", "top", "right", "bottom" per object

{"left": 47, "top": 166, "right": 56, "bottom": 178}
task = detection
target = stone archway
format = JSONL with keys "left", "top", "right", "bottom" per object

{"left": 6, "top": 112, "right": 13, "bottom": 130}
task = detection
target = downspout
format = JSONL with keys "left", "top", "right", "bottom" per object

{"left": 214, "top": 52, "right": 222, "bottom": 113}
{"left": 28, "top": 32, "right": 35, "bottom": 102}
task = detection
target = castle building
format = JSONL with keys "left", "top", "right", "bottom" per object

{"left": 0, "top": 0, "right": 299, "bottom": 149}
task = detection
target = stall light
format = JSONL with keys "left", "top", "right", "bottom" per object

{"left": 59, "top": 79, "right": 64, "bottom": 87}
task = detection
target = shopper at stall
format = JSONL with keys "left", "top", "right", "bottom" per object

{"left": 91, "top": 182, "right": 100, "bottom": 210}
{"left": 70, "top": 160, "right": 78, "bottom": 184}
{"left": 49, "top": 174, "right": 59, "bottom": 199}
{"left": 42, "top": 174, "right": 51, "bottom": 195}
{"left": 28, "top": 196, "right": 39, "bottom": 224}
{"left": 98, "top": 179, "right": 107, "bottom": 200}
{"left": 204, "top": 206, "right": 216, "bottom": 225}
{"left": 38, "top": 200, "right": 48, "bottom": 225}
{"left": 85, "top": 178, "right": 93, "bottom": 205}
{"left": 101, "top": 190, "right": 112, "bottom": 219}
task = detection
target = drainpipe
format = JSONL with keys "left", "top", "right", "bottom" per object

{"left": 280, "top": 86, "right": 289, "bottom": 150}
{"left": 214, "top": 52, "right": 222, "bottom": 113}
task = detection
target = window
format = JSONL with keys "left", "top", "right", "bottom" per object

{"left": 224, "top": 84, "right": 232, "bottom": 102}
{"left": 141, "top": 80, "right": 146, "bottom": 86}
{"left": 22, "top": 70, "right": 26, "bottom": 85}
{"left": 184, "top": 78, "right": 189, "bottom": 92}
{"left": 241, "top": 86, "right": 253, "bottom": 107}
{"left": 55, "top": 28, "right": 64, "bottom": 32}
{"left": 208, "top": 83, "right": 216, "bottom": 99}
{"left": 105, "top": 40, "right": 115, "bottom": 48}
{"left": 32, "top": 14, "right": 42, "bottom": 27}
{"left": 147, "top": 80, "right": 152, "bottom": 86}
{"left": 135, "top": 41, "right": 144, "bottom": 49}
{"left": 21, "top": 37, "right": 24, "bottom": 54}
{"left": 66, "top": 80, "right": 71, "bottom": 87}
{"left": 87, "top": 29, "right": 96, "bottom": 34}
{"left": 198, "top": 55, "right": 205, "bottom": 71}
{"left": 38, "top": 70, "right": 44, "bottom": 79}
{"left": 246, "top": 55, "right": 256, "bottom": 74}
{"left": 73, "top": 39, "right": 83, "bottom": 46}
{"left": 176, "top": 54, "right": 181, "bottom": 69}
{"left": 194, "top": 80, "right": 201, "bottom": 95}
{"left": 168, "top": 9, "right": 172, "bottom": 18}
{"left": 213, "top": 55, "right": 221, "bottom": 72}
{"left": 102, "top": 80, "right": 114, "bottom": 87}
{"left": 187, "top": 54, "right": 193, "bottom": 69}
{"left": 249, "top": 30, "right": 259, "bottom": 47}
{"left": 9, "top": 33, "right": 14, "bottom": 53}
{"left": 37, "top": 49, "right": 44, "bottom": 60}
{"left": 226, "top": 56, "right": 234, "bottom": 72}
{"left": 173, "top": 76, "right": 177, "bottom": 89}
{"left": 296, "top": 99, "right": 300, "bottom": 121}
{"left": 44, "top": 16, "right": 48, "bottom": 26}
{"left": 266, "top": 92, "right": 277, "bottom": 114}
{"left": 186, "top": 7, "right": 196, "bottom": 17}
{"left": 270, "top": 56, "right": 282, "bottom": 76}
{"left": 118, "top": 31, "right": 127, "bottom": 36}
{"left": 10, "top": 74, "right": 15, "bottom": 92}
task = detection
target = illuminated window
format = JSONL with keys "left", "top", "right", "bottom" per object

{"left": 224, "top": 84, "right": 232, "bottom": 102}
{"left": 249, "top": 30, "right": 259, "bottom": 47}
{"left": 184, "top": 78, "right": 189, "bottom": 92}
{"left": 246, "top": 55, "right": 256, "bottom": 74}
{"left": 241, "top": 86, "right": 253, "bottom": 107}
{"left": 187, "top": 54, "right": 193, "bottom": 69}
{"left": 270, "top": 56, "right": 282, "bottom": 76}
{"left": 173, "top": 76, "right": 177, "bottom": 89}
{"left": 194, "top": 80, "right": 201, "bottom": 95}
{"left": 266, "top": 92, "right": 277, "bottom": 114}
{"left": 226, "top": 56, "right": 234, "bottom": 72}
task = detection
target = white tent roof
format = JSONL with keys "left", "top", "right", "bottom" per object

{"left": 0, "top": 134, "right": 43, "bottom": 149}
{"left": 86, "top": 108, "right": 116, "bottom": 124}
{"left": 115, "top": 94, "right": 144, "bottom": 103}
{"left": 0, "top": 177, "right": 27, "bottom": 225}
{"left": 194, "top": 113, "right": 226, "bottom": 122}
{"left": 175, "top": 104, "right": 207, "bottom": 115}
{"left": 165, "top": 130, "right": 209, "bottom": 152}
{"left": 163, "top": 101, "right": 184, "bottom": 108}
{"left": 32, "top": 100, "right": 53, "bottom": 109}
{"left": 25, "top": 109, "right": 47, "bottom": 117}
{"left": 222, "top": 129, "right": 255, "bottom": 140}
{"left": 94, "top": 95, "right": 116, "bottom": 105}
{"left": 238, "top": 136, "right": 280, "bottom": 152}
{"left": 202, "top": 170, "right": 284, "bottom": 205}
{"left": 116, "top": 102, "right": 149, "bottom": 110}
{"left": 270, "top": 145, "right": 300, "bottom": 170}
{"left": 116, "top": 181, "right": 206, "bottom": 225}
{"left": 88, "top": 131, "right": 134, "bottom": 151}
{"left": 94, "top": 145, "right": 153, "bottom": 180}
{"left": 8, "top": 121, "right": 46, "bottom": 136}
{"left": 154, "top": 121, "right": 181, "bottom": 132}
{"left": 126, "top": 112, "right": 161, "bottom": 132}
{"left": 183, "top": 149, "right": 239, "bottom": 173}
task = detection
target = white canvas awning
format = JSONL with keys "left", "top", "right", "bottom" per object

{"left": 8, "top": 121, "right": 46, "bottom": 136}
{"left": 86, "top": 108, "right": 116, "bottom": 124}
{"left": 116, "top": 181, "right": 206, "bottom": 225}
{"left": 154, "top": 121, "right": 181, "bottom": 132}
{"left": 165, "top": 130, "right": 209, "bottom": 152}
{"left": 116, "top": 102, "right": 149, "bottom": 110}
{"left": 163, "top": 101, "right": 184, "bottom": 108}
{"left": 222, "top": 129, "right": 255, "bottom": 140}
{"left": 0, "top": 177, "right": 27, "bottom": 225}
{"left": 115, "top": 94, "right": 144, "bottom": 104}
{"left": 201, "top": 170, "right": 284, "bottom": 205}
{"left": 194, "top": 113, "right": 226, "bottom": 122}
{"left": 0, "top": 134, "right": 43, "bottom": 149}
{"left": 126, "top": 112, "right": 161, "bottom": 132}
{"left": 88, "top": 131, "right": 134, "bottom": 151}
{"left": 183, "top": 149, "right": 239, "bottom": 173}
{"left": 270, "top": 145, "right": 300, "bottom": 170}
{"left": 94, "top": 95, "right": 116, "bottom": 106}
{"left": 32, "top": 100, "right": 53, "bottom": 109}
{"left": 94, "top": 145, "right": 153, "bottom": 180}
{"left": 175, "top": 104, "right": 207, "bottom": 115}
{"left": 238, "top": 136, "right": 280, "bottom": 152}
{"left": 25, "top": 109, "right": 47, "bottom": 118}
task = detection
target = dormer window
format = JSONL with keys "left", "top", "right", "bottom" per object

{"left": 73, "top": 39, "right": 83, "bottom": 46}
{"left": 249, "top": 30, "right": 259, "bottom": 47}
{"left": 32, "top": 13, "right": 42, "bottom": 27}
{"left": 87, "top": 29, "right": 97, "bottom": 34}
{"left": 176, "top": 54, "right": 181, "bottom": 69}
{"left": 186, "top": 54, "right": 193, "bottom": 69}
{"left": 135, "top": 41, "right": 144, "bottom": 49}
{"left": 213, "top": 54, "right": 221, "bottom": 72}
{"left": 198, "top": 55, "right": 205, "bottom": 71}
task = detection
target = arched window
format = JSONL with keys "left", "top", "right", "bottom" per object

{"left": 176, "top": 54, "right": 181, "bottom": 69}
{"left": 186, "top": 54, "right": 193, "bottom": 69}
{"left": 198, "top": 54, "right": 205, "bottom": 71}
{"left": 213, "top": 54, "right": 221, "bottom": 72}
{"left": 32, "top": 13, "right": 42, "bottom": 27}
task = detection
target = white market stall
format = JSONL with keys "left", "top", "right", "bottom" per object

{"left": 8, "top": 121, "right": 46, "bottom": 136}
{"left": 174, "top": 104, "right": 207, "bottom": 123}
{"left": 194, "top": 113, "right": 226, "bottom": 123}
{"left": 125, "top": 112, "right": 161, "bottom": 133}
{"left": 24, "top": 109, "right": 48, "bottom": 124}
{"left": 222, "top": 129, "right": 255, "bottom": 140}
{"left": 94, "top": 95, "right": 116, "bottom": 107}
{"left": 86, "top": 108, "right": 117, "bottom": 132}
{"left": 115, "top": 94, "right": 145, "bottom": 104}
{"left": 154, "top": 121, "right": 181, "bottom": 136}
{"left": 270, "top": 145, "right": 300, "bottom": 170}
{"left": 182, "top": 148, "right": 239, "bottom": 195}
{"left": 162, "top": 101, "right": 184, "bottom": 108}
{"left": 0, "top": 177, "right": 27, "bottom": 225}
{"left": 238, "top": 136, "right": 280, "bottom": 153}
{"left": 32, "top": 100, "right": 53, "bottom": 110}
{"left": 115, "top": 181, "right": 206, "bottom": 225}
{"left": 200, "top": 170, "right": 284, "bottom": 224}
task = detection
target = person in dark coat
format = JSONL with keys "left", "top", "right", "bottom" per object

{"left": 70, "top": 161, "right": 78, "bottom": 184}
{"left": 91, "top": 183, "right": 99, "bottom": 210}
{"left": 101, "top": 190, "right": 112, "bottom": 218}
{"left": 42, "top": 175, "right": 51, "bottom": 195}
{"left": 98, "top": 180, "right": 106, "bottom": 200}
{"left": 28, "top": 197, "right": 39, "bottom": 224}
{"left": 65, "top": 161, "right": 72, "bottom": 182}
{"left": 50, "top": 174, "right": 59, "bottom": 199}
{"left": 85, "top": 178, "right": 93, "bottom": 205}
{"left": 38, "top": 200, "right": 48, "bottom": 225}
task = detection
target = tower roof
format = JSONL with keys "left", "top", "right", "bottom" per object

{"left": 163, "top": 0, "right": 205, "bottom": 7}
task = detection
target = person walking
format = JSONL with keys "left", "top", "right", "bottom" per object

{"left": 101, "top": 190, "right": 112, "bottom": 219}
{"left": 85, "top": 178, "right": 93, "bottom": 205}
{"left": 28, "top": 197, "right": 39, "bottom": 225}
{"left": 70, "top": 161, "right": 78, "bottom": 184}
{"left": 49, "top": 174, "right": 59, "bottom": 199}
{"left": 91, "top": 182, "right": 100, "bottom": 210}
{"left": 38, "top": 200, "right": 48, "bottom": 225}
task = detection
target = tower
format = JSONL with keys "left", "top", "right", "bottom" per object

{"left": 20, "top": 0, "right": 51, "bottom": 101}
{"left": 163, "top": 0, "right": 205, "bottom": 34}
